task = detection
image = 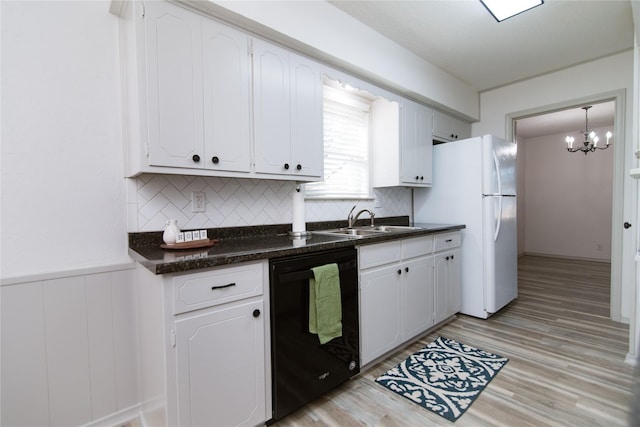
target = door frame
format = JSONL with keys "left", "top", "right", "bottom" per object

{"left": 506, "top": 89, "right": 627, "bottom": 323}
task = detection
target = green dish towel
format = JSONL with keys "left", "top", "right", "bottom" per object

{"left": 309, "top": 263, "right": 343, "bottom": 344}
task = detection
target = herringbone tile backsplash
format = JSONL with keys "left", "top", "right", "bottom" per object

{"left": 127, "top": 174, "right": 411, "bottom": 232}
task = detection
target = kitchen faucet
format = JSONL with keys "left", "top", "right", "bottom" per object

{"left": 347, "top": 205, "right": 375, "bottom": 228}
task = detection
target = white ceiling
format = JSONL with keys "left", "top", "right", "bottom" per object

{"left": 328, "top": 0, "right": 634, "bottom": 93}
{"left": 328, "top": 0, "right": 633, "bottom": 139}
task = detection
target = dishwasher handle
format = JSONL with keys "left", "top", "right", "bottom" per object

{"left": 276, "top": 260, "right": 356, "bottom": 284}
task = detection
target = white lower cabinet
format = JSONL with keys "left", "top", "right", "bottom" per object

{"left": 359, "top": 231, "right": 461, "bottom": 366}
{"left": 175, "top": 300, "right": 265, "bottom": 427}
{"left": 359, "top": 236, "right": 435, "bottom": 366}
{"left": 434, "top": 232, "right": 462, "bottom": 324}
{"left": 434, "top": 248, "right": 462, "bottom": 324}
{"left": 136, "top": 261, "right": 270, "bottom": 427}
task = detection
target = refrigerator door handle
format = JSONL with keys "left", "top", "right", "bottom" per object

{"left": 493, "top": 150, "right": 502, "bottom": 195}
{"left": 494, "top": 196, "right": 502, "bottom": 241}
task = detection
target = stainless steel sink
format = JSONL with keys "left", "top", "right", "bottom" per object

{"left": 314, "top": 228, "right": 385, "bottom": 238}
{"left": 313, "top": 225, "right": 422, "bottom": 239}
{"left": 371, "top": 225, "right": 421, "bottom": 232}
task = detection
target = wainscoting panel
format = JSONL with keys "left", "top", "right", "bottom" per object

{"left": 0, "top": 265, "right": 139, "bottom": 427}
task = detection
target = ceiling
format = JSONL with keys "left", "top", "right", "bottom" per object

{"left": 328, "top": 0, "right": 633, "bottom": 140}
{"left": 328, "top": 0, "right": 634, "bottom": 93}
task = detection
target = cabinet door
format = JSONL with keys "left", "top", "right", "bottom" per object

{"left": 360, "top": 266, "right": 402, "bottom": 366}
{"left": 401, "top": 99, "right": 432, "bottom": 186}
{"left": 290, "top": 53, "right": 323, "bottom": 178}
{"left": 432, "top": 110, "right": 454, "bottom": 141}
{"left": 448, "top": 248, "right": 462, "bottom": 315}
{"left": 453, "top": 119, "right": 471, "bottom": 141}
{"left": 145, "top": 1, "right": 204, "bottom": 169}
{"left": 403, "top": 255, "right": 435, "bottom": 339}
{"left": 202, "top": 20, "right": 251, "bottom": 172}
{"left": 175, "top": 300, "right": 266, "bottom": 427}
{"left": 253, "top": 39, "right": 291, "bottom": 175}
{"left": 434, "top": 249, "right": 461, "bottom": 323}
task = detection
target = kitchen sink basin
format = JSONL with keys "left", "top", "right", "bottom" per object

{"left": 313, "top": 225, "right": 422, "bottom": 239}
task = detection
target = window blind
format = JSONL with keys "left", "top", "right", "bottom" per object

{"left": 306, "top": 86, "right": 371, "bottom": 199}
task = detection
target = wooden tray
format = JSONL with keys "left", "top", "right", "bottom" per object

{"left": 161, "top": 239, "right": 218, "bottom": 250}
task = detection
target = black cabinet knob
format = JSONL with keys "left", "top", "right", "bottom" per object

{"left": 415, "top": 175, "right": 419, "bottom": 180}
{"left": 397, "top": 269, "right": 402, "bottom": 275}
{"left": 296, "top": 164, "right": 302, "bottom": 171}
{"left": 211, "top": 156, "right": 219, "bottom": 164}
{"left": 420, "top": 176, "right": 424, "bottom": 180}
{"left": 253, "top": 309, "right": 261, "bottom": 318}
{"left": 451, "top": 134, "right": 455, "bottom": 138}
{"left": 451, "top": 255, "right": 455, "bottom": 260}
{"left": 405, "top": 267, "right": 409, "bottom": 273}
{"left": 284, "top": 163, "right": 290, "bottom": 170}
{"left": 624, "top": 222, "right": 632, "bottom": 229}
{"left": 445, "top": 256, "right": 450, "bottom": 261}
{"left": 192, "top": 154, "right": 200, "bottom": 162}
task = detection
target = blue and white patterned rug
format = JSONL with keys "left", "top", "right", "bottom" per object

{"left": 375, "top": 336, "right": 509, "bottom": 422}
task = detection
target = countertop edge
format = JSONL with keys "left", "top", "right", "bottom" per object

{"left": 130, "top": 223, "right": 465, "bottom": 275}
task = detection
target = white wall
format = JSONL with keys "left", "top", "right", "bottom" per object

{"left": 1, "top": 3, "right": 141, "bottom": 426}
{"left": 520, "top": 128, "right": 614, "bottom": 261}
{"left": 1, "top": 1, "right": 130, "bottom": 279}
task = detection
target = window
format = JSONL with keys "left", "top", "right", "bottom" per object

{"left": 305, "top": 85, "right": 371, "bottom": 199}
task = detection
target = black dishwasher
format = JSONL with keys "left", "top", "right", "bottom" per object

{"left": 269, "top": 247, "right": 359, "bottom": 422}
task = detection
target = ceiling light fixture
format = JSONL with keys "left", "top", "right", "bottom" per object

{"left": 480, "top": 0, "right": 544, "bottom": 22}
{"left": 565, "top": 106, "right": 612, "bottom": 155}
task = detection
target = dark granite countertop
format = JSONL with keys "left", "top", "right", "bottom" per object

{"left": 128, "top": 216, "right": 465, "bottom": 275}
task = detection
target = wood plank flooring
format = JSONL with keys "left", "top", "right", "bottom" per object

{"left": 272, "top": 255, "right": 635, "bottom": 427}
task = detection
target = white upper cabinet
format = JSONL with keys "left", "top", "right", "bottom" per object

{"left": 371, "top": 97, "right": 432, "bottom": 188}
{"left": 202, "top": 19, "right": 251, "bottom": 173}
{"left": 253, "top": 39, "right": 323, "bottom": 179}
{"left": 117, "top": 1, "right": 321, "bottom": 180}
{"left": 144, "top": 1, "right": 204, "bottom": 170}
{"left": 401, "top": 98, "right": 433, "bottom": 186}
{"left": 432, "top": 110, "right": 471, "bottom": 142}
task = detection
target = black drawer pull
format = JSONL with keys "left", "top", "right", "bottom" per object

{"left": 211, "top": 282, "right": 236, "bottom": 290}
{"left": 445, "top": 239, "right": 453, "bottom": 242}
{"left": 253, "top": 309, "right": 261, "bottom": 318}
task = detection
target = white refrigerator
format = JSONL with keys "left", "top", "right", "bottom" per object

{"left": 414, "top": 135, "right": 518, "bottom": 319}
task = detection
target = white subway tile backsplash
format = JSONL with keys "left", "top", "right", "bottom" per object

{"left": 128, "top": 174, "right": 411, "bottom": 232}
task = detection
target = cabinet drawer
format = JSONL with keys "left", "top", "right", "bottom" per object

{"left": 172, "top": 262, "right": 263, "bottom": 314}
{"left": 402, "top": 235, "right": 434, "bottom": 259}
{"left": 358, "top": 241, "right": 402, "bottom": 270}
{"left": 434, "top": 231, "right": 461, "bottom": 252}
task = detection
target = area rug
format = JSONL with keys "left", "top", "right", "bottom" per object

{"left": 375, "top": 336, "right": 508, "bottom": 421}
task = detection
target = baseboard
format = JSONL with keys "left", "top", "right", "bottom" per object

{"left": 80, "top": 404, "right": 141, "bottom": 427}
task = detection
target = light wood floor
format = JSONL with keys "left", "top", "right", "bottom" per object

{"left": 273, "top": 255, "right": 635, "bottom": 427}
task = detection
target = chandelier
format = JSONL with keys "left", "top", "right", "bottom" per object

{"left": 565, "top": 106, "right": 612, "bottom": 155}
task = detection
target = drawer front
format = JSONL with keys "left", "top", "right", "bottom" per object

{"left": 358, "top": 240, "right": 402, "bottom": 270}
{"left": 402, "top": 235, "right": 434, "bottom": 259}
{"left": 434, "top": 231, "right": 461, "bottom": 252}
{"left": 173, "top": 262, "right": 263, "bottom": 314}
